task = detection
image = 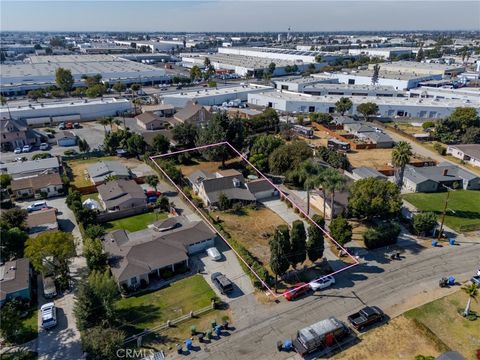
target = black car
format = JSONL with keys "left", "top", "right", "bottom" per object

{"left": 211, "top": 272, "right": 234, "bottom": 294}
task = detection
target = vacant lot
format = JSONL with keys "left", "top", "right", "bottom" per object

{"left": 333, "top": 316, "right": 445, "bottom": 360}
{"left": 115, "top": 275, "right": 216, "bottom": 337}
{"left": 102, "top": 211, "right": 167, "bottom": 232}
{"left": 405, "top": 290, "right": 480, "bottom": 359}
{"left": 179, "top": 158, "right": 243, "bottom": 177}
{"left": 305, "top": 130, "right": 330, "bottom": 147}
{"left": 404, "top": 190, "right": 480, "bottom": 232}
{"left": 212, "top": 207, "right": 286, "bottom": 266}
{"left": 347, "top": 148, "right": 393, "bottom": 169}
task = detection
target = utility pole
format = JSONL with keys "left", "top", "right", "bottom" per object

{"left": 437, "top": 185, "right": 451, "bottom": 241}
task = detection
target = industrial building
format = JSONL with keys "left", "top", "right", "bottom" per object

{"left": 348, "top": 47, "right": 414, "bottom": 59}
{"left": 0, "top": 54, "right": 170, "bottom": 95}
{"left": 114, "top": 39, "right": 199, "bottom": 53}
{"left": 163, "top": 84, "right": 272, "bottom": 108}
{"left": 274, "top": 76, "right": 338, "bottom": 92}
{"left": 247, "top": 90, "right": 480, "bottom": 119}
{"left": 0, "top": 98, "right": 132, "bottom": 125}
{"left": 371, "top": 61, "right": 465, "bottom": 76}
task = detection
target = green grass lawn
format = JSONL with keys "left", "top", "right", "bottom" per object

{"left": 405, "top": 290, "right": 480, "bottom": 359}
{"left": 102, "top": 211, "right": 167, "bottom": 232}
{"left": 115, "top": 275, "right": 216, "bottom": 336}
{"left": 17, "top": 308, "right": 38, "bottom": 344}
{"left": 403, "top": 190, "right": 480, "bottom": 232}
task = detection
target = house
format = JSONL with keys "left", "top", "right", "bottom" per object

{"left": 173, "top": 101, "right": 213, "bottom": 126}
{"left": 352, "top": 166, "right": 388, "bottom": 180}
{"left": 141, "top": 104, "right": 175, "bottom": 118}
{"left": 403, "top": 163, "right": 480, "bottom": 193}
{"left": 26, "top": 208, "right": 58, "bottom": 235}
{"left": 1, "top": 157, "right": 60, "bottom": 179}
{"left": 103, "top": 217, "right": 217, "bottom": 287}
{"left": 97, "top": 179, "right": 146, "bottom": 211}
{"left": 331, "top": 115, "right": 357, "bottom": 126}
{"left": 358, "top": 131, "right": 394, "bottom": 148}
{"left": 343, "top": 122, "right": 375, "bottom": 135}
{"left": 87, "top": 160, "right": 130, "bottom": 185}
{"left": 0, "top": 118, "right": 41, "bottom": 151}
{"left": 136, "top": 112, "right": 168, "bottom": 131}
{"left": 187, "top": 169, "right": 276, "bottom": 207}
{"left": 10, "top": 173, "right": 64, "bottom": 199}
{"left": 447, "top": 144, "right": 480, "bottom": 168}
{"left": 56, "top": 130, "right": 77, "bottom": 147}
{"left": 0, "top": 258, "right": 32, "bottom": 306}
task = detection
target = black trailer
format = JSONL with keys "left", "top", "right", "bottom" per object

{"left": 327, "top": 138, "right": 351, "bottom": 152}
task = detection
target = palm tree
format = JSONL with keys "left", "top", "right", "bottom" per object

{"left": 461, "top": 283, "right": 478, "bottom": 317}
{"left": 98, "top": 117, "right": 110, "bottom": 134}
{"left": 324, "top": 170, "right": 347, "bottom": 219}
{"left": 392, "top": 141, "right": 413, "bottom": 188}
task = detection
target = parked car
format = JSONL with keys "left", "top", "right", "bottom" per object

{"left": 27, "top": 201, "right": 49, "bottom": 212}
{"left": 347, "top": 306, "right": 384, "bottom": 330}
{"left": 145, "top": 190, "right": 161, "bottom": 197}
{"left": 74, "top": 122, "right": 81, "bottom": 129}
{"left": 471, "top": 276, "right": 480, "bottom": 286}
{"left": 42, "top": 275, "right": 57, "bottom": 299}
{"left": 211, "top": 272, "right": 234, "bottom": 294}
{"left": 22, "top": 144, "right": 32, "bottom": 152}
{"left": 309, "top": 275, "right": 335, "bottom": 291}
{"left": 283, "top": 282, "right": 310, "bottom": 301}
{"left": 65, "top": 122, "right": 74, "bottom": 129}
{"left": 39, "top": 143, "right": 49, "bottom": 150}
{"left": 206, "top": 247, "right": 222, "bottom": 261}
{"left": 40, "top": 302, "right": 57, "bottom": 329}
{"left": 14, "top": 147, "right": 22, "bottom": 154}
{"left": 58, "top": 122, "right": 66, "bottom": 130}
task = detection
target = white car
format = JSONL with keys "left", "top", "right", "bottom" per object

{"left": 206, "top": 247, "right": 222, "bottom": 261}
{"left": 27, "top": 201, "right": 49, "bottom": 212}
{"left": 309, "top": 275, "right": 335, "bottom": 291}
{"left": 40, "top": 302, "right": 57, "bottom": 329}
{"left": 22, "top": 144, "right": 32, "bottom": 152}
{"left": 14, "top": 147, "right": 22, "bottom": 154}
{"left": 39, "top": 143, "right": 49, "bottom": 150}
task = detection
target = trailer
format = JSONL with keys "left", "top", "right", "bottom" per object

{"left": 328, "top": 138, "right": 351, "bottom": 152}
{"left": 293, "top": 125, "right": 314, "bottom": 139}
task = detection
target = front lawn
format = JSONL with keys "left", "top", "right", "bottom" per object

{"left": 405, "top": 290, "right": 480, "bottom": 359}
{"left": 403, "top": 190, "right": 480, "bottom": 232}
{"left": 115, "top": 275, "right": 216, "bottom": 336}
{"left": 20, "top": 308, "right": 38, "bottom": 343}
{"left": 102, "top": 211, "right": 167, "bottom": 232}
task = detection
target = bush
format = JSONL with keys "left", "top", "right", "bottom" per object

{"left": 363, "top": 222, "right": 401, "bottom": 249}
{"left": 433, "top": 142, "right": 446, "bottom": 155}
{"left": 412, "top": 212, "right": 437, "bottom": 236}
{"left": 64, "top": 149, "right": 77, "bottom": 156}
{"left": 32, "top": 153, "right": 52, "bottom": 160}
{"left": 422, "top": 121, "right": 435, "bottom": 130}
{"left": 85, "top": 225, "right": 106, "bottom": 239}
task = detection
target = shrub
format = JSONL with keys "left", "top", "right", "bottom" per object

{"left": 363, "top": 222, "right": 401, "bottom": 249}
{"left": 64, "top": 149, "right": 77, "bottom": 156}
{"left": 85, "top": 225, "right": 106, "bottom": 239}
{"left": 433, "top": 142, "right": 446, "bottom": 155}
{"left": 412, "top": 212, "right": 437, "bottom": 236}
{"left": 422, "top": 121, "right": 435, "bottom": 130}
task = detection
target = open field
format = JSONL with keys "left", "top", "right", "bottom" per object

{"left": 305, "top": 130, "right": 330, "bottom": 147}
{"left": 115, "top": 275, "right": 217, "bottom": 337}
{"left": 347, "top": 148, "right": 393, "bottom": 169}
{"left": 212, "top": 207, "right": 287, "bottom": 266}
{"left": 403, "top": 190, "right": 480, "bottom": 232}
{"left": 405, "top": 290, "right": 480, "bottom": 359}
{"left": 102, "top": 211, "right": 167, "bottom": 232}
{"left": 179, "top": 158, "right": 242, "bottom": 177}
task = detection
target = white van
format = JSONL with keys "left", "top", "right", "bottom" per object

{"left": 40, "top": 302, "right": 57, "bottom": 329}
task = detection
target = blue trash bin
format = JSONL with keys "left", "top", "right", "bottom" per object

{"left": 448, "top": 276, "right": 455, "bottom": 285}
{"left": 185, "top": 339, "right": 192, "bottom": 350}
{"left": 449, "top": 238, "right": 455, "bottom": 246}
{"left": 432, "top": 240, "right": 438, "bottom": 247}
{"left": 283, "top": 340, "right": 292, "bottom": 351}
{"left": 215, "top": 325, "right": 222, "bottom": 336}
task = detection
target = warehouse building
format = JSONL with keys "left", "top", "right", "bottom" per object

{"left": 274, "top": 76, "right": 338, "bottom": 92}
{"left": 371, "top": 61, "right": 465, "bottom": 76}
{"left": 247, "top": 90, "right": 480, "bottom": 119}
{"left": 114, "top": 39, "right": 199, "bottom": 53}
{"left": 0, "top": 54, "right": 170, "bottom": 95}
{"left": 348, "top": 47, "right": 414, "bottom": 59}
{"left": 0, "top": 98, "right": 132, "bottom": 126}
{"left": 163, "top": 84, "right": 272, "bottom": 108}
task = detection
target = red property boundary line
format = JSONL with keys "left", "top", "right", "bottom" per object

{"left": 150, "top": 142, "right": 359, "bottom": 298}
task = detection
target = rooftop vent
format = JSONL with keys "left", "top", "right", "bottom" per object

{"left": 443, "top": 169, "right": 448, "bottom": 176}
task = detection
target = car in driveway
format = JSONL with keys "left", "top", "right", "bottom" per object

{"left": 471, "top": 276, "right": 480, "bottom": 286}
{"left": 39, "top": 142, "right": 49, "bottom": 150}
{"left": 211, "top": 272, "right": 234, "bottom": 294}
{"left": 283, "top": 282, "right": 310, "bottom": 301}
{"left": 309, "top": 275, "right": 335, "bottom": 291}
{"left": 40, "top": 302, "right": 57, "bottom": 329}
{"left": 22, "top": 144, "right": 32, "bottom": 152}
{"left": 27, "top": 201, "right": 49, "bottom": 212}
{"left": 206, "top": 247, "right": 222, "bottom": 261}
{"left": 14, "top": 147, "right": 22, "bottom": 154}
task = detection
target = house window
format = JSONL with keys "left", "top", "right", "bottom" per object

{"left": 130, "top": 277, "right": 138, "bottom": 286}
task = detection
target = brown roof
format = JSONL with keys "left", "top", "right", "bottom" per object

{"left": 97, "top": 179, "right": 145, "bottom": 209}
{"left": 0, "top": 258, "right": 30, "bottom": 302}
{"left": 141, "top": 104, "right": 175, "bottom": 112}
{"left": 11, "top": 173, "right": 63, "bottom": 191}
{"left": 174, "top": 101, "right": 211, "bottom": 123}
{"left": 26, "top": 208, "right": 57, "bottom": 228}
{"left": 136, "top": 112, "right": 160, "bottom": 125}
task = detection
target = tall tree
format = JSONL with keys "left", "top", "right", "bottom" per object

{"left": 0, "top": 300, "right": 25, "bottom": 344}
{"left": 55, "top": 67, "right": 74, "bottom": 92}
{"left": 88, "top": 270, "right": 119, "bottom": 322}
{"left": 145, "top": 175, "right": 159, "bottom": 191}
{"left": 82, "top": 326, "right": 125, "bottom": 360}
{"left": 416, "top": 47, "right": 425, "bottom": 62}
{"left": 306, "top": 214, "right": 325, "bottom": 263}
{"left": 152, "top": 134, "right": 170, "bottom": 154}
{"left": 329, "top": 215, "right": 352, "bottom": 246}
{"left": 125, "top": 133, "right": 147, "bottom": 159}
{"left": 371, "top": 64, "right": 380, "bottom": 85}
{"left": 83, "top": 238, "right": 107, "bottom": 272}
{"left": 0, "top": 226, "right": 28, "bottom": 262}
{"left": 1, "top": 208, "right": 28, "bottom": 229}
{"left": 269, "top": 225, "right": 291, "bottom": 291}
{"left": 335, "top": 97, "right": 353, "bottom": 115}
{"left": 190, "top": 65, "right": 202, "bottom": 81}
{"left": 196, "top": 112, "right": 229, "bottom": 166}
{"left": 78, "top": 138, "right": 90, "bottom": 154}
{"left": 356, "top": 102, "right": 379, "bottom": 121}
{"left": 289, "top": 220, "right": 307, "bottom": 269}
{"left": 172, "top": 122, "right": 198, "bottom": 148}
{"left": 268, "top": 62, "right": 276, "bottom": 75}
{"left": 392, "top": 141, "right": 412, "bottom": 188}
{"left": 324, "top": 171, "right": 347, "bottom": 219}
{"left": 112, "top": 81, "right": 126, "bottom": 94}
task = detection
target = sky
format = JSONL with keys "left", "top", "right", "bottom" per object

{"left": 1, "top": 1, "right": 479, "bottom": 32}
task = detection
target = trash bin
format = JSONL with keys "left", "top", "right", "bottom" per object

{"left": 185, "top": 339, "right": 193, "bottom": 350}
{"left": 283, "top": 340, "right": 292, "bottom": 352}
{"left": 448, "top": 276, "right": 455, "bottom": 285}
{"left": 214, "top": 325, "right": 222, "bottom": 336}
{"left": 449, "top": 238, "right": 455, "bottom": 246}
{"left": 432, "top": 240, "right": 438, "bottom": 247}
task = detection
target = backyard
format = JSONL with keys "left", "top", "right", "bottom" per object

{"left": 102, "top": 211, "right": 168, "bottom": 232}
{"left": 403, "top": 190, "right": 480, "bottom": 232}
{"left": 115, "top": 275, "right": 217, "bottom": 337}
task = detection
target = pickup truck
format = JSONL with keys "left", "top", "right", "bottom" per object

{"left": 347, "top": 306, "right": 384, "bottom": 330}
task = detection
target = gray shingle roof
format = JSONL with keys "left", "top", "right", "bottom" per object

{"left": 352, "top": 166, "right": 387, "bottom": 179}
{"left": 448, "top": 144, "right": 480, "bottom": 161}
{"left": 3, "top": 157, "right": 60, "bottom": 176}
{"left": 404, "top": 163, "right": 478, "bottom": 184}
{"left": 88, "top": 161, "right": 130, "bottom": 183}
{"left": 97, "top": 179, "right": 145, "bottom": 209}
{"left": 0, "top": 258, "right": 30, "bottom": 302}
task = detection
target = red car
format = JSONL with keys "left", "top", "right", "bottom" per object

{"left": 145, "top": 190, "right": 161, "bottom": 197}
{"left": 283, "top": 282, "right": 309, "bottom": 301}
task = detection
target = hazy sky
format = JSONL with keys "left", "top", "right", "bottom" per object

{"left": 1, "top": 1, "right": 479, "bottom": 32}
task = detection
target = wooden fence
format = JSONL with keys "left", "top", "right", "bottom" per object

{"left": 311, "top": 123, "right": 377, "bottom": 150}
{"left": 96, "top": 206, "right": 150, "bottom": 223}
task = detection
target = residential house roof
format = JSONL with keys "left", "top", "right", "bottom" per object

{"left": 404, "top": 163, "right": 478, "bottom": 185}
{"left": 360, "top": 131, "right": 393, "bottom": 144}
{"left": 174, "top": 100, "right": 211, "bottom": 123}
{"left": 352, "top": 166, "right": 387, "bottom": 179}
{"left": 88, "top": 161, "right": 130, "bottom": 183}
{"left": 26, "top": 208, "right": 58, "bottom": 234}
{"left": 11, "top": 172, "right": 63, "bottom": 191}
{"left": 0, "top": 118, "right": 27, "bottom": 132}
{"left": 448, "top": 144, "right": 480, "bottom": 160}
{"left": 331, "top": 116, "right": 357, "bottom": 126}
{"left": 97, "top": 179, "right": 145, "bottom": 209}
{"left": 346, "top": 122, "right": 375, "bottom": 133}
{"left": 136, "top": 112, "right": 162, "bottom": 125}
{"left": 246, "top": 178, "right": 275, "bottom": 194}
{"left": 1, "top": 157, "right": 60, "bottom": 176}
{"left": 0, "top": 258, "right": 30, "bottom": 302}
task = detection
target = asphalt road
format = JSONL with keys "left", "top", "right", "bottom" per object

{"left": 168, "top": 239, "right": 479, "bottom": 360}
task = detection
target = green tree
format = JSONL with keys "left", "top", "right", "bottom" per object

{"left": 152, "top": 133, "right": 170, "bottom": 154}
{"left": 82, "top": 326, "right": 125, "bottom": 360}
{"left": 85, "top": 83, "right": 107, "bottom": 98}
{"left": 268, "top": 141, "right": 313, "bottom": 175}
{"left": 190, "top": 65, "right": 202, "bottom": 80}
{"left": 392, "top": 141, "right": 412, "bottom": 188}
{"left": 25, "top": 231, "right": 75, "bottom": 290}
{"left": 196, "top": 113, "right": 229, "bottom": 166}
{"left": 32, "top": 153, "right": 52, "bottom": 160}
{"left": 309, "top": 112, "right": 333, "bottom": 125}
{"left": 0, "top": 226, "right": 29, "bottom": 262}
{"left": 269, "top": 225, "right": 291, "bottom": 290}
{"left": 84, "top": 225, "right": 106, "bottom": 240}
{"left": 306, "top": 214, "right": 325, "bottom": 263}
{"left": 218, "top": 192, "right": 231, "bottom": 211}
{"left": 126, "top": 133, "right": 147, "bottom": 159}
{"left": 88, "top": 270, "right": 119, "bottom": 321}
{"left": 84, "top": 238, "right": 107, "bottom": 272}
{"left": 156, "top": 195, "right": 170, "bottom": 211}
{"left": 450, "top": 107, "right": 479, "bottom": 131}
{"left": 335, "top": 97, "right": 353, "bottom": 115}
{"left": 172, "top": 122, "right": 198, "bottom": 148}
{"left": 55, "top": 67, "right": 74, "bottom": 92}
{"left": 74, "top": 280, "right": 103, "bottom": 331}
{"left": 461, "top": 283, "right": 478, "bottom": 316}
{"left": 348, "top": 178, "right": 402, "bottom": 221}
{"left": 204, "top": 57, "right": 211, "bottom": 67}
{"left": 289, "top": 220, "right": 306, "bottom": 269}
{"left": 1, "top": 207, "right": 28, "bottom": 229}
{"left": 78, "top": 138, "right": 90, "bottom": 154}
{"left": 356, "top": 102, "right": 379, "bottom": 121}
{"left": 371, "top": 64, "right": 380, "bottom": 85}
{"left": 0, "top": 300, "right": 24, "bottom": 344}
{"left": 112, "top": 81, "right": 126, "bottom": 93}
{"left": 145, "top": 175, "right": 159, "bottom": 191}
{"left": 250, "top": 134, "right": 284, "bottom": 168}
{"left": 324, "top": 170, "right": 347, "bottom": 219}
{"left": 363, "top": 222, "right": 400, "bottom": 249}
{"left": 416, "top": 47, "right": 425, "bottom": 62}
{"left": 130, "top": 83, "right": 141, "bottom": 91}
{"left": 412, "top": 212, "right": 437, "bottom": 236}
{"left": 329, "top": 215, "right": 352, "bottom": 246}
{"left": 268, "top": 62, "right": 276, "bottom": 75}
{"left": 461, "top": 127, "right": 480, "bottom": 144}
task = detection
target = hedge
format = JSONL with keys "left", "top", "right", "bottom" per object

{"left": 363, "top": 222, "right": 401, "bottom": 249}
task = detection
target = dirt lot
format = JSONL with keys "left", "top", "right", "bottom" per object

{"left": 346, "top": 148, "right": 393, "bottom": 169}
{"left": 333, "top": 316, "right": 445, "bottom": 360}
{"left": 212, "top": 207, "right": 286, "bottom": 266}
{"left": 180, "top": 158, "right": 243, "bottom": 177}
{"left": 304, "top": 130, "right": 330, "bottom": 147}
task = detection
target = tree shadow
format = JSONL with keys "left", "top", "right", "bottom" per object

{"left": 115, "top": 304, "right": 162, "bottom": 336}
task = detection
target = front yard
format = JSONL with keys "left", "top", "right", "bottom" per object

{"left": 115, "top": 275, "right": 217, "bottom": 337}
{"left": 403, "top": 190, "right": 480, "bottom": 232}
{"left": 102, "top": 211, "right": 168, "bottom": 232}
